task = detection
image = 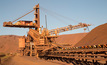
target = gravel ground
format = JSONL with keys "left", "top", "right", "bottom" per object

{"left": 2, "top": 56, "right": 73, "bottom": 65}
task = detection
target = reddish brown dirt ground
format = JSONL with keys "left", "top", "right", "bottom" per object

{"left": 0, "top": 35, "right": 21, "bottom": 53}
{"left": 2, "top": 56, "right": 73, "bottom": 65}
{"left": 55, "top": 33, "right": 87, "bottom": 47}
{"left": 75, "top": 23, "right": 107, "bottom": 47}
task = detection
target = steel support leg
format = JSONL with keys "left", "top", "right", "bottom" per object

{"left": 106, "top": 61, "right": 107, "bottom": 65}
{"left": 30, "top": 45, "right": 32, "bottom": 56}
{"left": 0, "top": 57, "right": 1, "bottom": 64}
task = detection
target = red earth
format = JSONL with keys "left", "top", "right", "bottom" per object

{"left": 55, "top": 33, "right": 87, "bottom": 47}
{"left": 3, "top": 56, "right": 73, "bottom": 65}
{"left": 0, "top": 35, "right": 21, "bottom": 53}
{"left": 75, "top": 23, "right": 107, "bottom": 47}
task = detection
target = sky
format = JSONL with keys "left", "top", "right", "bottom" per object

{"left": 0, "top": 0, "right": 107, "bottom": 36}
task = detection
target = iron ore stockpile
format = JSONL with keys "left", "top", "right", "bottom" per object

{"left": 75, "top": 23, "right": 107, "bottom": 47}
{"left": 0, "top": 35, "right": 20, "bottom": 53}
{"left": 55, "top": 33, "right": 87, "bottom": 47}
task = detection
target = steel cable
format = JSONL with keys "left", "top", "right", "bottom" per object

{"left": 40, "top": 6, "right": 80, "bottom": 24}
{"left": 12, "top": 9, "right": 34, "bottom": 23}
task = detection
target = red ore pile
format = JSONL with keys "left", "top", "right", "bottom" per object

{"left": 75, "top": 23, "right": 107, "bottom": 47}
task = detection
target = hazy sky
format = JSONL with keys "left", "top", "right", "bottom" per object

{"left": 0, "top": 0, "right": 107, "bottom": 36}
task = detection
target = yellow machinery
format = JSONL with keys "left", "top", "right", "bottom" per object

{"left": 3, "top": 4, "right": 91, "bottom": 57}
